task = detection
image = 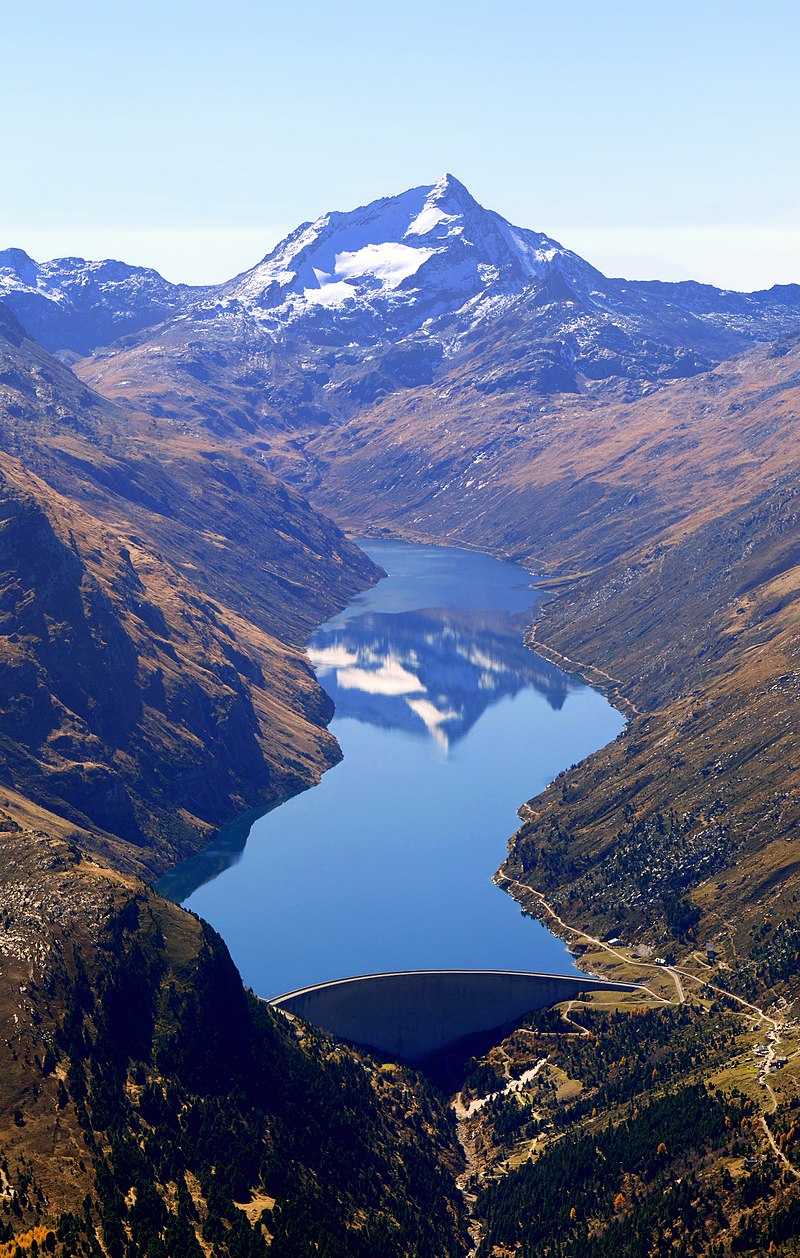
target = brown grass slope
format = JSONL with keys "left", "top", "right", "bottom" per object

{"left": 299, "top": 336, "right": 800, "bottom": 567}
{"left": 506, "top": 468, "right": 800, "bottom": 981}
{"left": 0, "top": 303, "right": 379, "bottom": 644}
{"left": 286, "top": 337, "right": 800, "bottom": 981}
{"left": 0, "top": 451, "right": 345, "bottom": 877}
{"left": 0, "top": 303, "right": 382, "bottom": 873}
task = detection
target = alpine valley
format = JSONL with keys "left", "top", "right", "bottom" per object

{"left": 1, "top": 176, "right": 799, "bottom": 1257}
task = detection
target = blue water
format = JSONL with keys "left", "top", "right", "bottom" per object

{"left": 162, "top": 541, "right": 625, "bottom": 998}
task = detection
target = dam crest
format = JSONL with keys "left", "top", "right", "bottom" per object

{"left": 271, "top": 969, "right": 636, "bottom": 1061}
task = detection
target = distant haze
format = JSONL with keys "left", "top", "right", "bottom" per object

{"left": 8, "top": 219, "right": 800, "bottom": 296}
{"left": 2, "top": 0, "right": 798, "bottom": 293}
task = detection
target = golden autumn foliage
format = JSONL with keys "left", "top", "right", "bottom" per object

{"left": 0, "top": 1227, "right": 55, "bottom": 1256}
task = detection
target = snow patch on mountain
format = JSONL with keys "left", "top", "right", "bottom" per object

{"left": 405, "top": 204, "right": 454, "bottom": 238}
{"left": 305, "top": 280, "right": 356, "bottom": 308}
{"left": 334, "top": 241, "right": 435, "bottom": 286}
{"left": 302, "top": 240, "right": 436, "bottom": 307}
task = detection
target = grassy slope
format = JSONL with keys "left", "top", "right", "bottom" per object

{"left": 0, "top": 450, "right": 343, "bottom": 876}
{"left": 0, "top": 303, "right": 380, "bottom": 645}
{"left": 506, "top": 467, "right": 800, "bottom": 973}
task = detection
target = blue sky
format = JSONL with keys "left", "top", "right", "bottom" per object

{"left": 3, "top": 0, "right": 798, "bottom": 289}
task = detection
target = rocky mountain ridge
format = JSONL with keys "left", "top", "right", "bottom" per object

{"left": 4, "top": 176, "right": 800, "bottom": 433}
{"left": 0, "top": 249, "right": 198, "bottom": 357}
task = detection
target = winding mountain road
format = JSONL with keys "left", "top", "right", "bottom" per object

{"left": 497, "top": 871, "right": 800, "bottom": 1178}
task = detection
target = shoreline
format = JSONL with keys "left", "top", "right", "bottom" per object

{"left": 170, "top": 537, "right": 624, "bottom": 995}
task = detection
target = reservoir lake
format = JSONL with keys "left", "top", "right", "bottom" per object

{"left": 159, "top": 540, "right": 625, "bottom": 998}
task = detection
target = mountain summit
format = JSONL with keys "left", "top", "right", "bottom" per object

{"left": 225, "top": 173, "right": 590, "bottom": 341}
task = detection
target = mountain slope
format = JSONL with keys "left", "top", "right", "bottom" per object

{"left": 0, "top": 447, "right": 341, "bottom": 875}
{"left": 505, "top": 462, "right": 800, "bottom": 977}
{"left": 300, "top": 333, "right": 800, "bottom": 567}
{"left": 0, "top": 304, "right": 382, "bottom": 873}
{"left": 0, "top": 301, "right": 379, "bottom": 644}
{"left": 224, "top": 172, "right": 800, "bottom": 384}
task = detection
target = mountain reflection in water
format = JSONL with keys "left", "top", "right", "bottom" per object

{"left": 309, "top": 606, "right": 574, "bottom": 750}
{"left": 159, "top": 541, "right": 625, "bottom": 994}
{"left": 159, "top": 598, "right": 567, "bottom": 903}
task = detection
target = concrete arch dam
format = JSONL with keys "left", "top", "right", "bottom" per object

{"left": 271, "top": 969, "right": 636, "bottom": 1061}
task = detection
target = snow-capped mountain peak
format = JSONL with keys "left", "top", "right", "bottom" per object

{"left": 226, "top": 176, "right": 584, "bottom": 340}
{"left": 1, "top": 177, "right": 596, "bottom": 355}
{"left": 403, "top": 174, "right": 479, "bottom": 241}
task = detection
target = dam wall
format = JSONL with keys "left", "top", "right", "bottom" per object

{"left": 271, "top": 969, "right": 635, "bottom": 1060}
